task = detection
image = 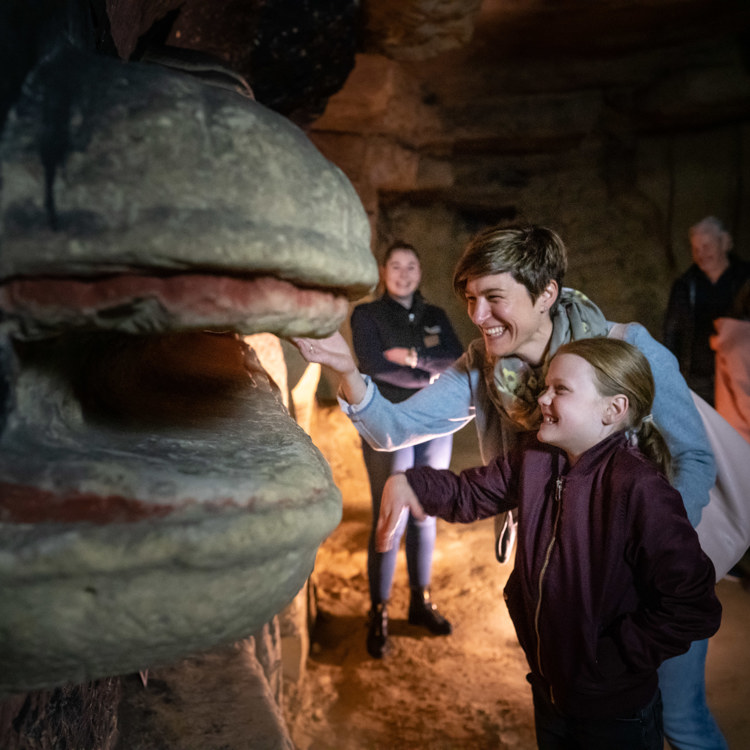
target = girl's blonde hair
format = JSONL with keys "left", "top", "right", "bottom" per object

{"left": 555, "top": 337, "right": 673, "bottom": 478}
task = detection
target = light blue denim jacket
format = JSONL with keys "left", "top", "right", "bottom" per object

{"left": 341, "top": 321, "right": 715, "bottom": 527}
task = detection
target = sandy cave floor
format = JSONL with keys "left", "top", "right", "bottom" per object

{"left": 286, "top": 405, "right": 535, "bottom": 750}
{"left": 116, "top": 403, "right": 750, "bottom": 750}
{"left": 290, "top": 405, "right": 750, "bottom": 750}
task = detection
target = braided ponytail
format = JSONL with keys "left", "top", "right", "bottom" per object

{"left": 629, "top": 414, "right": 673, "bottom": 480}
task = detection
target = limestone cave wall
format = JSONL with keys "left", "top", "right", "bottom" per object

{"left": 307, "top": 1, "right": 750, "bottom": 343}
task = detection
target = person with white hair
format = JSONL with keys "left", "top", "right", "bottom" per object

{"left": 663, "top": 216, "right": 750, "bottom": 404}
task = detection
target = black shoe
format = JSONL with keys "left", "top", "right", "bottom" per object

{"left": 408, "top": 588, "right": 452, "bottom": 636}
{"left": 366, "top": 603, "right": 389, "bottom": 658}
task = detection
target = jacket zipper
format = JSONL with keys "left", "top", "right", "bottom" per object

{"left": 534, "top": 476, "right": 564, "bottom": 703}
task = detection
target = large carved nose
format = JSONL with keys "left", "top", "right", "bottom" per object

{"left": 0, "top": 45, "right": 376, "bottom": 697}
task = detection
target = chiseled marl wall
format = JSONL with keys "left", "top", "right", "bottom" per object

{"left": 309, "top": 35, "right": 750, "bottom": 347}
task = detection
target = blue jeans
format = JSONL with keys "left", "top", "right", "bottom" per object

{"left": 361, "top": 435, "right": 454, "bottom": 605}
{"left": 658, "top": 639, "right": 728, "bottom": 750}
{"left": 532, "top": 686, "right": 663, "bottom": 749}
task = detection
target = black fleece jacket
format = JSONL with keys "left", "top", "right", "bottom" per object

{"left": 351, "top": 291, "right": 463, "bottom": 403}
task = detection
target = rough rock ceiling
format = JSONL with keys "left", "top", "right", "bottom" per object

{"left": 468, "top": 0, "right": 750, "bottom": 60}
{"left": 113, "top": 0, "right": 750, "bottom": 125}
{"left": 3, "top": 1, "right": 749, "bottom": 129}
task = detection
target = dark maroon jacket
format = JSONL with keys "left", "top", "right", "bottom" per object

{"left": 406, "top": 431, "right": 722, "bottom": 719}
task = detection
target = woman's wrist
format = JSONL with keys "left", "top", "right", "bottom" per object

{"left": 339, "top": 367, "right": 368, "bottom": 404}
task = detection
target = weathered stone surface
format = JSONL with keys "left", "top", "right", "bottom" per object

{"left": 243, "top": 0, "right": 360, "bottom": 123}
{"left": 115, "top": 628, "right": 295, "bottom": 750}
{"left": 363, "top": 0, "right": 483, "bottom": 61}
{"left": 105, "top": 0, "right": 360, "bottom": 125}
{"left": 106, "top": 0, "right": 185, "bottom": 59}
{"left": 0, "top": 678, "right": 121, "bottom": 750}
{"left": 0, "top": 44, "right": 377, "bottom": 339}
{"left": 0, "top": 333, "right": 340, "bottom": 695}
{"left": 0, "top": 43, "right": 376, "bottom": 700}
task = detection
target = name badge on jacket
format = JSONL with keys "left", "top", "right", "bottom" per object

{"left": 423, "top": 325, "right": 442, "bottom": 349}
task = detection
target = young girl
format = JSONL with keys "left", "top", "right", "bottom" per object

{"left": 377, "top": 337, "right": 721, "bottom": 750}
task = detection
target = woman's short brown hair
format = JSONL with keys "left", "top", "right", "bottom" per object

{"left": 452, "top": 224, "right": 567, "bottom": 305}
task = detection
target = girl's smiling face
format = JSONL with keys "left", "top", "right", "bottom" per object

{"left": 537, "top": 352, "right": 624, "bottom": 464}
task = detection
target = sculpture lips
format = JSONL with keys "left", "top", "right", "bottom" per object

{"left": 0, "top": 44, "right": 378, "bottom": 342}
{"left": 0, "top": 273, "right": 350, "bottom": 340}
{"left": 0, "top": 484, "right": 177, "bottom": 523}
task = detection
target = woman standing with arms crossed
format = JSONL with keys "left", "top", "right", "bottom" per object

{"left": 350, "top": 241, "right": 464, "bottom": 658}
{"left": 294, "top": 225, "right": 725, "bottom": 749}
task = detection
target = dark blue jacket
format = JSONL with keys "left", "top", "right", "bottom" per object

{"left": 351, "top": 291, "right": 463, "bottom": 403}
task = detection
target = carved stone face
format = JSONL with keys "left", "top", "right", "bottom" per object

{"left": 0, "top": 45, "right": 377, "bottom": 695}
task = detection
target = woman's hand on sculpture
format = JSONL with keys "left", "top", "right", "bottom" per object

{"left": 291, "top": 331, "right": 367, "bottom": 404}
{"left": 376, "top": 473, "right": 426, "bottom": 552}
{"left": 292, "top": 331, "right": 354, "bottom": 370}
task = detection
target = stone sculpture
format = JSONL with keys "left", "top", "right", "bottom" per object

{"left": 0, "top": 43, "right": 377, "bottom": 696}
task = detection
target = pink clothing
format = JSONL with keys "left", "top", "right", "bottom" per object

{"left": 711, "top": 317, "right": 750, "bottom": 443}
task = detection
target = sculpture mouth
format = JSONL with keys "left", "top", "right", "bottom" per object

{"left": 0, "top": 327, "right": 347, "bottom": 696}
{"left": 0, "top": 330, "right": 332, "bottom": 525}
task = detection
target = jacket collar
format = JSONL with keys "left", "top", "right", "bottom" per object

{"left": 562, "top": 431, "right": 630, "bottom": 476}
{"left": 382, "top": 289, "right": 424, "bottom": 315}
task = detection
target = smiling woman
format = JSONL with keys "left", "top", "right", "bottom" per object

{"left": 463, "top": 273, "right": 555, "bottom": 366}
{"left": 293, "top": 222, "right": 729, "bottom": 749}
{"left": 346, "top": 240, "right": 464, "bottom": 658}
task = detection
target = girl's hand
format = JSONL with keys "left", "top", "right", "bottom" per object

{"left": 376, "top": 473, "right": 426, "bottom": 552}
